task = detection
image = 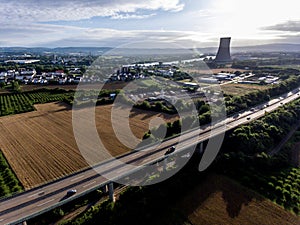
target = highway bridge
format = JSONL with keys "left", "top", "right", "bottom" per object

{"left": 1, "top": 88, "right": 300, "bottom": 225}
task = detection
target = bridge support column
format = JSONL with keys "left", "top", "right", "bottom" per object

{"left": 108, "top": 182, "right": 115, "bottom": 202}
{"left": 163, "top": 158, "right": 167, "bottom": 172}
{"left": 103, "top": 184, "right": 108, "bottom": 193}
{"left": 17, "top": 222, "right": 27, "bottom": 225}
{"left": 198, "top": 142, "right": 203, "bottom": 154}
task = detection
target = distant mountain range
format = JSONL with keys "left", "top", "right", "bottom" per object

{"left": 232, "top": 43, "right": 300, "bottom": 53}
{"left": 1, "top": 43, "right": 300, "bottom": 55}
{"left": 200, "top": 43, "right": 300, "bottom": 54}
{"left": 0, "top": 47, "right": 112, "bottom": 55}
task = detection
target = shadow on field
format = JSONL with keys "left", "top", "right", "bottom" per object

{"left": 221, "top": 181, "right": 254, "bottom": 218}
{"left": 178, "top": 174, "right": 263, "bottom": 219}
{"left": 54, "top": 101, "right": 72, "bottom": 110}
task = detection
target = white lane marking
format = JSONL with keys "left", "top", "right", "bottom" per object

{"left": 83, "top": 181, "right": 96, "bottom": 188}
{"left": 0, "top": 219, "right": 4, "bottom": 222}
{"left": 27, "top": 191, "right": 44, "bottom": 198}
{"left": 71, "top": 175, "right": 84, "bottom": 182}
{"left": 37, "top": 198, "right": 55, "bottom": 207}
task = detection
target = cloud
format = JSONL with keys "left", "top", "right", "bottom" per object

{"left": 263, "top": 20, "right": 300, "bottom": 32}
{"left": 0, "top": 23, "right": 85, "bottom": 46}
{"left": 0, "top": 0, "right": 184, "bottom": 23}
{"left": 0, "top": 22, "right": 212, "bottom": 47}
{"left": 111, "top": 13, "right": 156, "bottom": 20}
{"left": 2, "top": 0, "right": 299, "bottom": 47}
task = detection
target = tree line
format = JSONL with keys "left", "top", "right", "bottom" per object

{"left": 0, "top": 151, "right": 23, "bottom": 197}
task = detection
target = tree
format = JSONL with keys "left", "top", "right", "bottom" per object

{"left": 198, "top": 104, "right": 210, "bottom": 114}
{"left": 11, "top": 81, "right": 20, "bottom": 92}
{"left": 0, "top": 82, "right": 5, "bottom": 89}
{"left": 234, "top": 70, "right": 242, "bottom": 76}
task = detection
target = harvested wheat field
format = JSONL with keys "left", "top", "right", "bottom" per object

{"left": 178, "top": 174, "right": 299, "bottom": 225}
{"left": 0, "top": 102, "right": 178, "bottom": 189}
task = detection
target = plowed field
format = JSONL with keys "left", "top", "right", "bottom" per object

{"left": 0, "top": 102, "right": 178, "bottom": 189}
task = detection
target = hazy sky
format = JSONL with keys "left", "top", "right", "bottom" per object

{"left": 0, "top": 0, "right": 299, "bottom": 47}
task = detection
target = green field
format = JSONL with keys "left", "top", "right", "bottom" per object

{"left": 221, "top": 83, "right": 270, "bottom": 96}
{"left": 139, "top": 79, "right": 158, "bottom": 87}
{"left": 0, "top": 89, "right": 73, "bottom": 116}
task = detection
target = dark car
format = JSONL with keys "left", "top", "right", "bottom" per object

{"left": 233, "top": 114, "right": 239, "bottom": 119}
{"left": 67, "top": 189, "right": 77, "bottom": 196}
{"left": 165, "top": 146, "right": 176, "bottom": 155}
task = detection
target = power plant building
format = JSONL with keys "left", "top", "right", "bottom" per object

{"left": 214, "top": 37, "right": 232, "bottom": 64}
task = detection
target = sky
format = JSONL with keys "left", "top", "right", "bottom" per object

{"left": 0, "top": 0, "right": 299, "bottom": 48}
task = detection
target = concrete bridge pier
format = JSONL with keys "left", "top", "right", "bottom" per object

{"left": 163, "top": 158, "right": 167, "bottom": 172}
{"left": 108, "top": 182, "right": 115, "bottom": 202}
{"left": 198, "top": 142, "right": 204, "bottom": 154}
{"left": 17, "top": 222, "right": 27, "bottom": 225}
{"left": 103, "top": 184, "right": 108, "bottom": 193}
{"left": 102, "top": 183, "right": 115, "bottom": 202}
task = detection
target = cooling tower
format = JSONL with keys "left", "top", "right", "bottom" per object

{"left": 214, "top": 37, "right": 232, "bottom": 64}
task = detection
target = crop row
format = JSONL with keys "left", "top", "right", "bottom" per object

{"left": 0, "top": 151, "right": 23, "bottom": 197}
{"left": 0, "top": 91, "right": 74, "bottom": 116}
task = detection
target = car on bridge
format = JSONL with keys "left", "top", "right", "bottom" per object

{"left": 165, "top": 146, "right": 176, "bottom": 155}
{"left": 67, "top": 189, "right": 77, "bottom": 196}
{"left": 233, "top": 114, "right": 239, "bottom": 119}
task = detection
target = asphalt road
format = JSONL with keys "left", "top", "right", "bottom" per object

{"left": 1, "top": 87, "right": 300, "bottom": 225}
